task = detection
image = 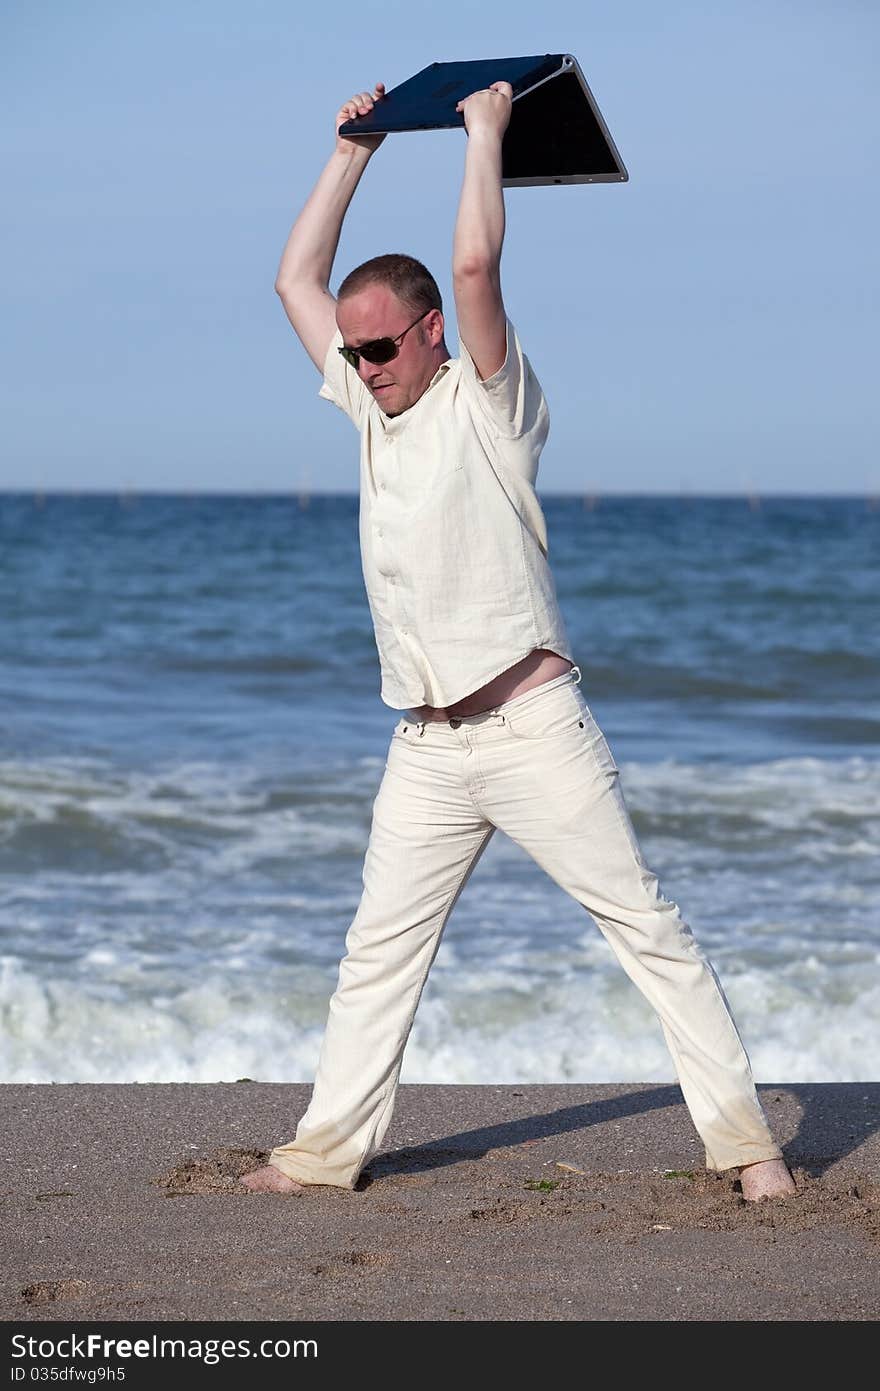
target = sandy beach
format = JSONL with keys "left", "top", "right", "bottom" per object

{"left": 1, "top": 1080, "right": 878, "bottom": 1325}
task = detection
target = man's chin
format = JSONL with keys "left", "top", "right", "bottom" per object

{"left": 374, "top": 391, "right": 403, "bottom": 417}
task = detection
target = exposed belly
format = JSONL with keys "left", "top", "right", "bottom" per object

{"left": 408, "top": 649, "right": 573, "bottom": 722}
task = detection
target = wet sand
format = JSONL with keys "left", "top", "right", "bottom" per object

{"left": 2, "top": 1081, "right": 879, "bottom": 1322}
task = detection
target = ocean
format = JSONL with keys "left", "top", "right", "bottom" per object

{"left": 1, "top": 491, "right": 878, "bottom": 1084}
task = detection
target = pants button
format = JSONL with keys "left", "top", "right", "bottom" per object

{"left": 449, "top": 717, "right": 461, "bottom": 728}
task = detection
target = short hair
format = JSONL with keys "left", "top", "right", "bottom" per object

{"left": 336, "top": 253, "right": 442, "bottom": 316}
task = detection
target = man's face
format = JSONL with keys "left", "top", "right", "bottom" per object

{"left": 336, "top": 284, "right": 445, "bottom": 417}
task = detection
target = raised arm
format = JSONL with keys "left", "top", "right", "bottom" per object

{"left": 452, "top": 81, "right": 513, "bottom": 381}
{"left": 274, "top": 83, "right": 386, "bottom": 371}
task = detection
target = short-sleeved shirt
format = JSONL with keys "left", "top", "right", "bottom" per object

{"left": 318, "top": 316, "right": 573, "bottom": 709}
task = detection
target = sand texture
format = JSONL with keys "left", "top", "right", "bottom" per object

{"left": 2, "top": 1081, "right": 879, "bottom": 1322}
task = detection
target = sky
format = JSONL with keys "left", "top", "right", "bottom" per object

{"left": 1, "top": 0, "right": 877, "bottom": 495}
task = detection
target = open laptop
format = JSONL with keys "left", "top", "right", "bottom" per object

{"left": 337, "top": 54, "right": 628, "bottom": 187}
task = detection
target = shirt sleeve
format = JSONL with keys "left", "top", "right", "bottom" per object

{"left": 457, "top": 317, "right": 549, "bottom": 445}
{"left": 318, "top": 328, "right": 370, "bottom": 428}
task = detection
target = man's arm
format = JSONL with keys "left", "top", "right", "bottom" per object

{"left": 275, "top": 83, "right": 386, "bottom": 372}
{"left": 451, "top": 82, "right": 513, "bottom": 381}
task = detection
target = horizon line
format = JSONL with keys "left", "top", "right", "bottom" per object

{"left": 4, "top": 488, "right": 879, "bottom": 501}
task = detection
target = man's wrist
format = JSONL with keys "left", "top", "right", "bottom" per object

{"left": 464, "top": 125, "right": 505, "bottom": 150}
{"left": 333, "top": 141, "right": 376, "bottom": 167}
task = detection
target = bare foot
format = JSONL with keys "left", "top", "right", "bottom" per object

{"left": 240, "top": 1165, "right": 306, "bottom": 1194}
{"left": 738, "top": 1158, "right": 797, "bottom": 1201}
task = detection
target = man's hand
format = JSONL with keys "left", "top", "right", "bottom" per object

{"left": 455, "top": 81, "right": 513, "bottom": 140}
{"left": 336, "top": 83, "right": 387, "bottom": 156}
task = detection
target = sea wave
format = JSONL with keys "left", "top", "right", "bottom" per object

{"left": 1, "top": 952, "right": 876, "bottom": 1086}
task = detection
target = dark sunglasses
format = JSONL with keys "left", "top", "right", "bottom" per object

{"left": 338, "top": 307, "right": 433, "bottom": 369}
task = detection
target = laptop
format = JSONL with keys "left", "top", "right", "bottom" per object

{"left": 337, "top": 54, "right": 628, "bottom": 187}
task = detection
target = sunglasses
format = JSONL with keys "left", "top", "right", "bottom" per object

{"left": 338, "top": 307, "right": 433, "bottom": 369}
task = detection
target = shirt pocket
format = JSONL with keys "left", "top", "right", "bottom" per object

{"left": 397, "top": 411, "right": 466, "bottom": 498}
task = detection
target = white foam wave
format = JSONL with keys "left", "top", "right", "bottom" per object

{"left": 1, "top": 951, "right": 876, "bottom": 1086}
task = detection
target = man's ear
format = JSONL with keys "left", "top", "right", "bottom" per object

{"left": 428, "top": 309, "right": 445, "bottom": 344}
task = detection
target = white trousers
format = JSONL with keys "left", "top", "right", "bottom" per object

{"left": 270, "top": 668, "right": 782, "bottom": 1187}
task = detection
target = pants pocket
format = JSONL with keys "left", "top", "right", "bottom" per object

{"left": 505, "top": 686, "right": 620, "bottom": 773}
{"left": 504, "top": 684, "right": 588, "bottom": 742}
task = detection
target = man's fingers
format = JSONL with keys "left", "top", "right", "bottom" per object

{"left": 341, "top": 84, "right": 385, "bottom": 120}
{"left": 457, "top": 82, "right": 513, "bottom": 109}
{"left": 337, "top": 81, "right": 386, "bottom": 142}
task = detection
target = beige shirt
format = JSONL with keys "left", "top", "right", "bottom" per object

{"left": 318, "top": 317, "right": 573, "bottom": 709}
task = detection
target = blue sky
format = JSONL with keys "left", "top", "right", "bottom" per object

{"left": 1, "top": 0, "right": 877, "bottom": 494}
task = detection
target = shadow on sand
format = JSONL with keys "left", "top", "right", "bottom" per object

{"left": 360, "top": 1082, "right": 880, "bottom": 1186}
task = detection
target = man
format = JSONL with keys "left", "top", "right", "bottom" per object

{"left": 243, "top": 79, "right": 795, "bottom": 1202}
